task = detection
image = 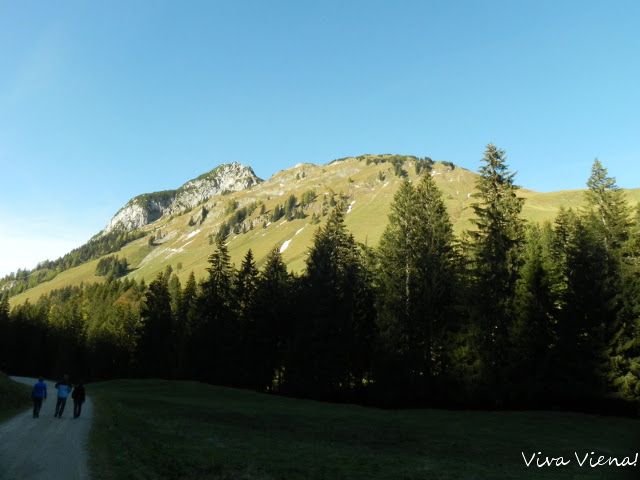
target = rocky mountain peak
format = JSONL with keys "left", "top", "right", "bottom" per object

{"left": 104, "top": 162, "right": 261, "bottom": 234}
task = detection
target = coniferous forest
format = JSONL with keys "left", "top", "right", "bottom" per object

{"left": 2, "top": 145, "right": 639, "bottom": 413}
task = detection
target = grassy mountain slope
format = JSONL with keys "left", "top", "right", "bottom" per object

{"left": 10, "top": 155, "right": 640, "bottom": 305}
{"left": 89, "top": 379, "right": 639, "bottom": 480}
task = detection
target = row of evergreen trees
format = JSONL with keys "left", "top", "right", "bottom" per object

{"left": 1, "top": 144, "right": 639, "bottom": 411}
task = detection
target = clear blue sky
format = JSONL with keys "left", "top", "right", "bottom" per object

{"left": 1, "top": 0, "right": 639, "bottom": 275}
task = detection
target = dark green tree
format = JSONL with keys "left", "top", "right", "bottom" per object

{"left": 176, "top": 272, "right": 198, "bottom": 377}
{"left": 511, "top": 223, "right": 556, "bottom": 402}
{"left": 467, "top": 144, "right": 525, "bottom": 402}
{"left": 585, "top": 159, "right": 632, "bottom": 250}
{"left": 287, "top": 205, "right": 376, "bottom": 399}
{"left": 193, "top": 235, "right": 237, "bottom": 383}
{"left": 247, "top": 248, "right": 293, "bottom": 390}
{"left": 235, "top": 249, "right": 258, "bottom": 315}
{"left": 137, "top": 273, "right": 174, "bottom": 377}
{"left": 376, "top": 174, "right": 458, "bottom": 402}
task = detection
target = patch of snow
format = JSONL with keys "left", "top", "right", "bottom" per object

{"left": 266, "top": 222, "right": 271, "bottom": 227}
{"left": 280, "top": 239, "right": 292, "bottom": 253}
{"left": 185, "top": 229, "right": 201, "bottom": 240}
{"left": 467, "top": 193, "right": 472, "bottom": 199}
{"left": 295, "top": 227, "right": 305, "bottom": 236}
{"left": 383, "top": 182, "right": 390, "bottom": 188}
{"left": 182, "top": 240, "right": 194, "bottom": 248}
{"left": 346, "top": 200, "right": 356, "bottom": 214}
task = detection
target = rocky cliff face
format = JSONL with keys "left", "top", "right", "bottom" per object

{"left": 104, "top": 162, "right": 261, "bottom": 233}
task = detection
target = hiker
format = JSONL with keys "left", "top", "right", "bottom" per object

{"left": 72, "top": 383, "right": 86, "bottom": 418}
{"left": 31, "top": 378, "right": 47, "bottom": 418}
{"left": 54, "top": 374, "right": 72, "bottom": 418}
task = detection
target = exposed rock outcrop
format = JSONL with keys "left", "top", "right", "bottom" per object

{"left": 104, "top": 162, "right": 261, "bottom": 233}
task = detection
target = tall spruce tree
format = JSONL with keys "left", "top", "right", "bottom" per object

{"left": 609, "top": 205, "right": 640, "bottom": 400}
{"left": 585, "top": 159, "right": 632, "bottom": 250}
{"left": 193, "top": 235, "right": 237, "bottom": 383}
{"left": 249, "top": 247, "right": 292, "bottom": 391}
{"left": 288, "top": 205, "right": 376, "bottom": 398}
{"left": 377, "top": 173, "right": 458, "bottom": 402}
{"left": 511, "top": 223, "right": 556, "bottom": 402}
{"left": 137, "top": 272, "right": 174, "bottom": 378}
{"left": 0, "top": 295, "right": 10, "bottom": 372}
{"left": 573, "top": 160, "right": 631, "bottom": 401}
{"left": 176, "top": 272, "right": 198, "bottom": 377}
{"left": 467, "top": 144, "right": 525, "bottom": 402}
{"left": 234, "top": 249, "right": 259, "bottom": 387}
{"left": 582, "top": 160, "right": 635, "bottom": 401}
{"left": 235, "top": 249, "right": 259, "bottom": 316}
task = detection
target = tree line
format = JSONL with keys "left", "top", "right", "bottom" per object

{"left": 0, "top": 229, "right": 144, "bottom": 297}
{"left": 1, "top": 144, "right": 639, "bottom": 412}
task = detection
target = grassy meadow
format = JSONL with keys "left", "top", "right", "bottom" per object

{"left": 89, "top": 379, "right": 640, "bottom": 480}
{"left": 0, "top": 373, "right": 30, "bottom": 422}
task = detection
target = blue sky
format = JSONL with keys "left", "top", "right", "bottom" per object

{"left": 1, "top": 0, "right": 639, "bottom": 275}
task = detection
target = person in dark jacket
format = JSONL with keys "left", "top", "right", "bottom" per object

{"left": 72, "top": 383, "right": 86, "bottom": 419}
{"left": 31, "top": 378, "right": 47, "bottom": 418}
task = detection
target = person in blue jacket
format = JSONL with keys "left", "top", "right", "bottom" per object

{"left": 31, "top": 378, "right": 47, "bottom": 418}
{"left": 54, "top": 374, "right": 72, "bottom": 418}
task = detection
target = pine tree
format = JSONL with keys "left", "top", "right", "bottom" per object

{"left": 289, "top": 205, "right": 376, "bottom": 398}
{"left": 137, "top": 272, "right": 174, "bottom": 378}
{"left": 248, "top": 248, "right": 292, "bottom": 390}
{"left": 579, "top": 160, "right": 632, "bottom": 400}
{"left": 235, "top": 249, "right": 258, "bottom": 315}
{"left": 467, "top": 144, "right": 525, "bottom": 402}
{"left": 377, "top": 174, "right": 458, "bottom": 402}
{"left": 168, "top": 274, "right": 182, "bottom": 317}
{"left": 585, "top": 159, "right": 632, "bottom": 250}
{"left": 0, "top": 295, "right": 11, "bottom": 372}
{"left": 607, "top": 204, "right": 640, "bottom": 401}
{"left": 193, "top": 235, "right": 237, "bottom": 383}
{"left": 511, "top": 223, "right": 556, "bottom": 402}
{"left": 233, "top": 249, "right": 260, "bottom": 387}
{"left": 176, "top": 272, "right": 198, "bottom": 377}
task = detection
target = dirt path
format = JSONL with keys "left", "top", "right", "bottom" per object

{"left": 0, "top": 377, "right": 92, "bottom": 480}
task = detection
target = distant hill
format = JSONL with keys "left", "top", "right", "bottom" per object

{"left": 5, "top": 154, "right": 640, "bottom": 305}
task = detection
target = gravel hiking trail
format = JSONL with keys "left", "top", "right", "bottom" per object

{"left": 0, "top": 376, "right": 92, "bottom": 479}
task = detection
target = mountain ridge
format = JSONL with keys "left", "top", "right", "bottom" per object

{"left": 5, "top": 154, "right": 640, "bottom": 305}
{"left": 104, "top": 162, "right": 262, "bottom": 233}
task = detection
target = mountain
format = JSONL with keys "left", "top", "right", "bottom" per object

{"left": 104, "top": 162, "right": 261, "bottom": 233}
{"left": 6, "top": 154, "right": 640, "bottom": 305}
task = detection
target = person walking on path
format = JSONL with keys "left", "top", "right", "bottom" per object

{"left": 54, "top": 374, "right": 72, "bottom": 418}
{"left": 72, "top": 383, "right": 86, "bottom": 419}
{"left": 31, "top": 378, "right": 47, "bottom": 418}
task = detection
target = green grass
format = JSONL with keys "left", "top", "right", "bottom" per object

{"left": 0, "top": 373, "right": 30, "bottom": 422}
{"left": 89, "top": 379, "right": 640, "bottom": 480}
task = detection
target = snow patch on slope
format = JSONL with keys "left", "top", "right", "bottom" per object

{"left": 280, "top": 239, "right": 292, "bottom": 253}
{"left": 184, "top": 229, "right": 201, "bottom": 240}
{"left": 346, "top": 201, "right": 356, "bottom": 214}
